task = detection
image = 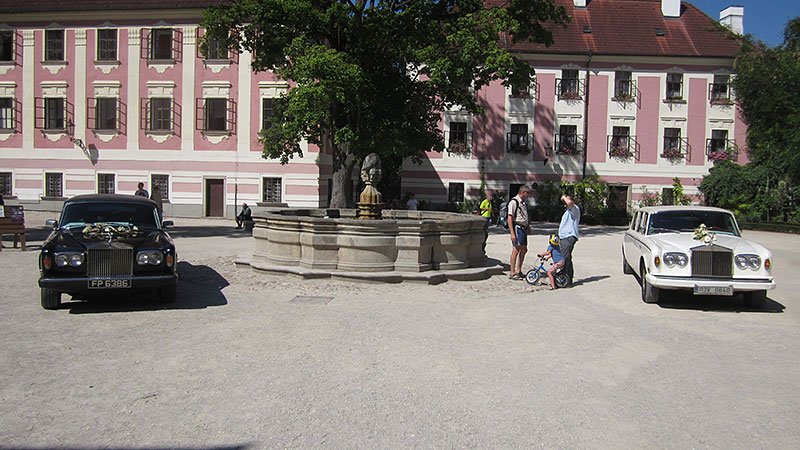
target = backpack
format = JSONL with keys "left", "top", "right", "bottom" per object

{"left": 498, "top": 198, "right": 518, "bottom": 229}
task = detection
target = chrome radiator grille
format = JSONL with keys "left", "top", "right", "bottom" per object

{"left": 87, "top": 248, "right": 134, "bottom": 278}
{"left": 691, "top": 245, "right": 733, "bottom": 278}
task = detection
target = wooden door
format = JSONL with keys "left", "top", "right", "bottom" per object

{"left": 205, "top": 179, "right": 225, "bottom": 217}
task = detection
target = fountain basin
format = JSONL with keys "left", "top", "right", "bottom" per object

{"left": 236, "top": 208, "right": 502, "bottom": 283}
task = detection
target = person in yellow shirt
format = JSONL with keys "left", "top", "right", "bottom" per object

{"left": 479, "top": 191, "right": 492, "bottom": 225}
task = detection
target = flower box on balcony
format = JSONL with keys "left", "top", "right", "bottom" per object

{"left": 710, "top": 98, "right": 734, "bottom": 106}
{"left": 447, "top": 141, "right": 470, "bottom": 154}
{"left": 559, "top": 90, "right": 582, "bottom": 101}
{"left": 661, "top": 147, "right": 684, "bottom": 160}
{"left": 557, "top": 145, "right": 579, "bottom": 156}
{"left": 612, "top": 94, "right": 635, "bottom": 103}
{"left": 609, "top": 145, "right": 632, "bottom": 159}
{"left": 708, "top": 150, "right": 733, "bottom": 161}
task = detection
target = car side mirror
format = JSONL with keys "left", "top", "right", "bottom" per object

{"left": 162, "top": 220, "right": 174, "bottom": 228}
{"left": 45, "top": 219, "right": 58, "bottom": 228}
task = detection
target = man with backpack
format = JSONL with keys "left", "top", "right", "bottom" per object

{"left": 507, "top": 185, "right": 530, "bottom": 280}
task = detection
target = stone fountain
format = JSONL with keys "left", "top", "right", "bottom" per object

{"left": 236, "top": 153, "right": 502, "bottom": 283}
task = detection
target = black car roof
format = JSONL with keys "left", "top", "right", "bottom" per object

{"left": 64, "top": 194, "right": 157, "bottom": 206}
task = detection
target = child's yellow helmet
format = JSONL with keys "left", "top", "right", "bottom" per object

{"left": 549, "top": 233, "right": 560, "bottom": 246}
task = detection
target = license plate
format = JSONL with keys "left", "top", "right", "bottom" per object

{"left": 693, "top": 285, "right": 733, "bottom": 296}
{"left": 88, "top": 279, "right": 131, "bottom": 289}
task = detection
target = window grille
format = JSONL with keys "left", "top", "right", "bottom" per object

{"left": 0, "top": 172, "right": 11, "bottom": 196}
{"left": 151, "top": 174, "right": 169, "bottom": 200}
{"left": 262, "top": 177, "right": 282, "bottom": 203}
{"left": 262, "top": 98, "right": 274, "bottom": 131}
{"left": 97, "top": 173, "right": 115, "bottom": 194}
{"left": 448, "top": 182, "right": 465, "bottom": 203}
{"left": 97, "top": 29, "right": 117, "bottom": 61}
{"left": 45, "top": 30, "right": 64, "bottom": 61}
{"left": 45, "top": 173, "right": 62, "bottom": 197}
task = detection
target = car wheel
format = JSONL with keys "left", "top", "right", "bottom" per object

{"left": 743, "top": 290, "right": 767, "bottom": 308}
{"left": 640, "top": 263, "right": 660, "bottom": 304}
{"left": 158, "top": 285, "right": 177, "bottom": 303}
{"left": 622, "top": 253, "right": 634, "bottom": 275}
{"left": 41, "top": 288, "right": 61, "bottom": 310}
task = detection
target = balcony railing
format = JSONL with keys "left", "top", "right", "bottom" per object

{"left": 706, "top": 138, "right": 738, "bottom": 162}
{"left": 506, "top": 132, "right": 533, "bottom": 154}
{"left": 556, "top": 78, "right": 585, "bottom": 101}
{"left": 661, "top": 137, "right": 689, "bottom": 161}
{"left": 446, "top": 131, "right": 473, "bottom": 156}
{"left": 607, "top": 134, "right": 638, "bottom": 159}
{"left": 613, "top": 80, "right": 637, "bottom": 102}
{"left": 708, "top": 83, "right": 733, "bottom": 104}
{"left": 554, "top": 134, "right": 584, "bottom": 156}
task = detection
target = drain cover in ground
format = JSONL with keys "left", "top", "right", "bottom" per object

{"left": 290, "top": 296, "right": 333, "bottom": 304}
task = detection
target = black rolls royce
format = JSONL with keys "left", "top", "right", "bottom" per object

{"left": 38, "top": 194, "right": 178, "bottom": 310}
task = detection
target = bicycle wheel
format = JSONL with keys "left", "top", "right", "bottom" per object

{"left": 525, "top": 269, "right": 542, "bottom": 285}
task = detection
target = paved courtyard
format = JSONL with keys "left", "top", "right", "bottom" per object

{"left": 1, "top": 212, "right": 799, "bottom": 448}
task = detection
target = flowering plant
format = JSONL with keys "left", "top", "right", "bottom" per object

{"left": 609, "top": 145, "right": 631, "bottom": 158}
{"left": 558, "top": 145, "right": 579, "bottom": 155}
{"left": 662, "top": 146, "right": 684, "bottom": 160}
{"left": 692, "top": 223, "right": 717, "bottom": 245}
{"left": 82, "top": 223, "right": 140, "bottom": 242}
{"left": 708, "top": 150, "right": 731, "bottom": 161}
{"left": 447, "top": 141, "right": 470, "bottom": 154}
{"left": 559, "top": 90, "right": 581, "bottom": 101}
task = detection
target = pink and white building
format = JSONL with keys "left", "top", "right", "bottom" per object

{"left": 0, "top": 0, "right": 746, "bottom": 216}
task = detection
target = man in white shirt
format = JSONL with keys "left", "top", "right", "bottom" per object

{"left": 507, "top": 185, "right": 530, "bottom": 280}
{"left": 406, "top": 193, "right": 418, "bottom": 210}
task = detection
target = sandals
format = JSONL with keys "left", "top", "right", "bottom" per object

{"left": 509, "top": 272, "right": 523, "bottom": 280}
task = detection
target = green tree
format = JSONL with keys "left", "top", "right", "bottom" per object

{"left": 203, "top": 0, "right": 568, "bottom": 207}
{"left": 732, "top": 18, "right": 800, "bottom": 185}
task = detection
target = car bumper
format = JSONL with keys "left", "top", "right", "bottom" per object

{"left": 39, "top": 273, "right": 177, "bottom": 293}
{"left": 646, "top": 274, "right": 775, "bottom": 291}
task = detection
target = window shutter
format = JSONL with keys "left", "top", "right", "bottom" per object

{"left": 65, "top": 99, "right": 74, "bottom": 134}
{"left": 118, "top": 99, "right": 126, "bottom": 134}
{"left": 13, "top": 98, "right": 22, "bottom": 133}
{"left": 196, "top": 27, "right": 204, "bottom": 60}
{"left": 140, "top": 98, "right": 149, "bottom": 130}
{"left": 196, "top": 97, "right": 205, "bottom": 131}
{"left": 141, "top": 28, "right": 150, "bottom": 60}
{"left": 172, "top": 28, "right": 182, "bottom": 62}
{"left": 13, "top": 31, "right": 22, "bottom": 64}
{"left": 87, "top": 97, "right": 96, "bottom": 130}
{"left": 172, "top": 99, "right": 181, "bottom": 136}
{"left": 227, "top": 98, "right": 236, "bottom": 134}
{"left": 34, "top": 97, "right": 44, "bottom": 129}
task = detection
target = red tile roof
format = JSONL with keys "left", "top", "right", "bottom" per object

{"left": 497, "top": 0, "right": 742, "bottom": 58}
{"left": 0, "top": 0, "right": 227, "bottom": 14}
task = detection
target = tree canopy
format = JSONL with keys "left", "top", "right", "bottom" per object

{"left": 203, "top": 0, "right": 569, "bottom": 207}
{"left": 700, "top": 17, "right": 800, "bottom": 223}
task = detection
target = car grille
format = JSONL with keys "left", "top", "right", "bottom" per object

{"left": 87, "top": 246, "right": 134, "bottom": 278}
{"left": 691, "top": 245, "right": 733, "bottom": 278}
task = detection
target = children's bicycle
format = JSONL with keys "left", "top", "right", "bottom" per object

{"left": 525, "top": 256, "right": 570, "bottom": 288}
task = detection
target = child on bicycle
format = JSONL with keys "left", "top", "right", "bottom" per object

{"left": 537, "top": 234, "right": 565, "bottom": 290}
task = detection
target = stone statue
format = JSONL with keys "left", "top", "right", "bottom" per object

{"left": 357, "top": 153, "right": 384, "bottom": 220}
{"left": 360, "top": 153, "right": 382, "bottom": 185}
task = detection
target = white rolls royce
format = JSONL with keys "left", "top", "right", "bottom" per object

{"left": 622, "top": 206, "right": 775, "bottom": 307}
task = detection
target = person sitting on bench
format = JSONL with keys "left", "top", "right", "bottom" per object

{"left": 235, "top": 203, "right": 252, "bottom": 229}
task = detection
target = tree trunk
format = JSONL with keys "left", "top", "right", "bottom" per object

{"left": 329, "top": 150, "right": 356, "bottom": 209}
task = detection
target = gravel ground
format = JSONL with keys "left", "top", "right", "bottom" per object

{"left": 0, "top": 212, "right": 798, "bottom": 449}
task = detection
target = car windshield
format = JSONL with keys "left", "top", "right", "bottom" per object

{"left": 60, "top": 203, "right": 160, "bottom": 229}
{"left": 647, "top": 210, "right": 740, "bottom": 236}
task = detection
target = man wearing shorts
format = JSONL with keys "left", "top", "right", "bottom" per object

{"left": 558, "top": 194, "right": 580, "bottom": 285}
{"left": 507, "top": 185, "right": 530, "bottom": 280}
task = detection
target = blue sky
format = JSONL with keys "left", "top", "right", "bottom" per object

{"left": 690, "top": 0, "right": 800, "bottom": 46}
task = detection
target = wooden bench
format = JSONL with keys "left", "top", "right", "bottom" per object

{"left": 0, "top": 216, "right": 26, "bottom": 251}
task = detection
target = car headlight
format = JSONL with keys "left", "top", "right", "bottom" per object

{"left": 137, "top": 250, "right": 164, "bottom": 266}
{"left": 54, "top": 252, "right": 83, "bottom": 268}
{"left": 736, "top": 254, "right": 761, "bottom": 270}
{"left": 663, "top": 252, "right": 688, "bottom": 268}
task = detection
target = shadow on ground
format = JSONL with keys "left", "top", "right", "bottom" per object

{"left": 487, "top": 222, "right": 626, "bottom": 237}
{"left": 65, "top": 262, "right": 229, "bottom": 314}
{"left": 162, "top": 225, "right": 253, "bottom": 239}
{"left": 657, "top": 292, "right": 785, "bottom": 313}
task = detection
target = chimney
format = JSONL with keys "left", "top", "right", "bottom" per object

{"left": 661, "top": 0, "right": 680, "bottom": 18}
{"left": 719, "top": 5, "right": 744, "bottom": 35}
{"left": 573, "top": 0, "right": 587, "bottom": 8}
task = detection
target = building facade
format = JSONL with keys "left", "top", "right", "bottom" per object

{"left": 0, "top": 0, "right": 746, "bottom": 216}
